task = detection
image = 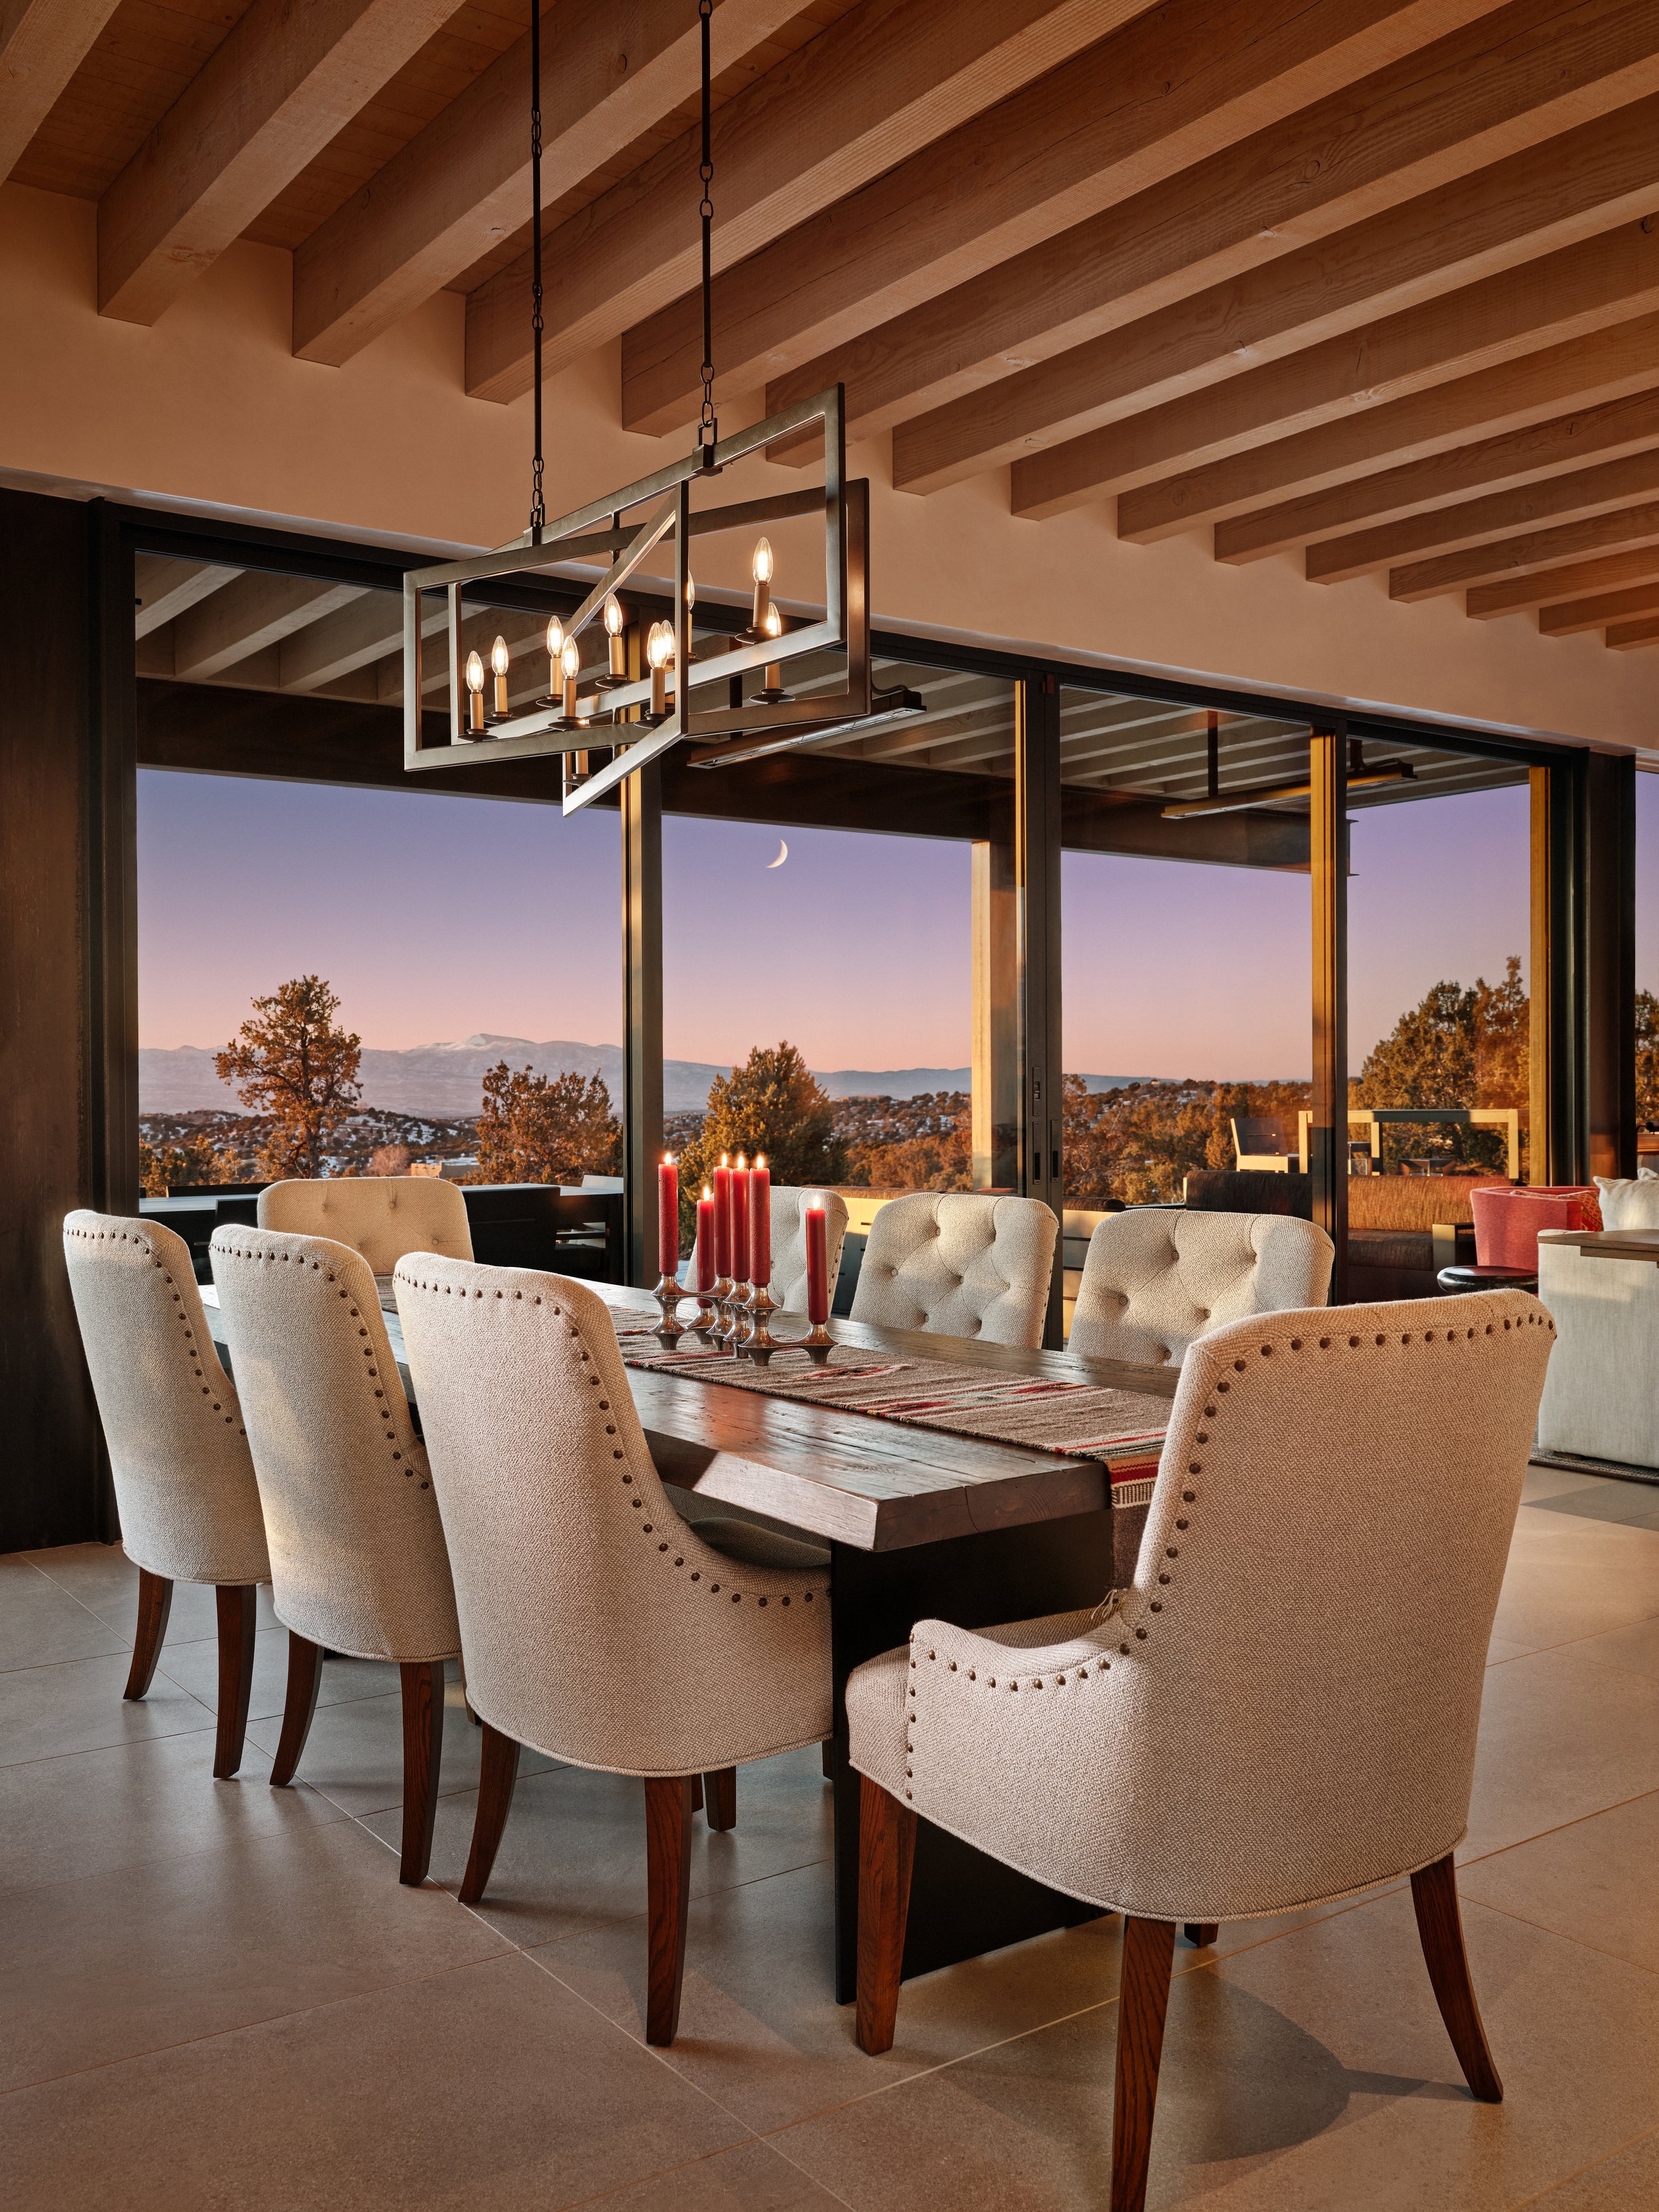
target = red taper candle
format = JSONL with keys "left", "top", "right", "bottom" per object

{"left": 729, "top": 1152, "right": 751, "bottom": 1284}
{"left": 711, "top": 1153, "right": 731, "bottom": 1279}
{"left": 748, "top": 1153, "right": 771, "bottom": 1286}
{"left": 695, "top": 1187, "right": 717, "bottom": 1293}
{"left": 804, "top": 1195, "right": 829, "bottom": 1323}
{"left": 657, "top": 1153, "right": 679, "bottom": 1280}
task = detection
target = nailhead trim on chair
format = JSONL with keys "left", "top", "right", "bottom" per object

{"left": 66, "top": 1222, "right": 247, "bottom": 1436}
{"left": 897, "top": 1299, "right": 1558, "bottom": 1803}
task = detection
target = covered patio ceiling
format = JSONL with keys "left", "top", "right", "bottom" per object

{"left": 7, "top": 0, "right": 1659, "bottom": 658}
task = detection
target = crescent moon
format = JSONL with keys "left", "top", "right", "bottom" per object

{"left": 766, "top": 838, "right": 788, "bottom": 869}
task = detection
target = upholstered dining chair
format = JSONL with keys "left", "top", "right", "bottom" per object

{"left": 849, "top": 1191, "right": 1058, "bottom": 1350}
{"left": 1068, "top": 1208, "right": 1334, "bottom": 1365}
{"left": 849, "top": 1290, "right": 1554, "bottom": 2212}
{"left": 686, "top": 1184, "right": 849, "bottom": 1311}
{"left": 393, "top": 1256, "right": 833, "bottom": 2045}
{"left": 62, "top": 1211, "right": 270, "bottom": 1779}
{"left": 210, "top": 1224, "right": 461, "bottom": 1883}
{"left": 257, "top": 1175, "right": 472, "bottom": 1274}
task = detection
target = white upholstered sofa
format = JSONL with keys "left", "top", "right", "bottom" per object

{"left": 1536, "top": 1226, "right": 1659, "bottom": 1469}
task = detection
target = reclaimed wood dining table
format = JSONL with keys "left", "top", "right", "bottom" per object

{"left": 202, "top": 1275, "right": 1179, "bottom": 2003}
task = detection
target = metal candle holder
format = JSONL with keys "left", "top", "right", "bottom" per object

{"left": 652, "top": 1271, "right": 833, "bottom": 1364}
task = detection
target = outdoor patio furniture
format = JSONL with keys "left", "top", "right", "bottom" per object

{"left": 61, "top": 1211, "right": 269, "bottom": 1779}
{"left": 1067, "top": 1209, "right": 1333, "bottom": 1364}
{"left": 849, "top": 1191, "right": 1058, "bottom": 1350}
{"left": 1230, "top": 1115, "right": 1291, "bottom": 1171}
{"left": 1185, "top": 1170, "right": 1510, "bottom": 1299}
{"left": 210, "top": 1224, "right": 461, "bottom": 1884}
{"left": 846, "top": 1290, "right": 1555, "bottom": 2211}
{"left": 257, "top": 1173, "right": 472, "bottom": 1272}
{"left": 392, "top": 1260, "right": 833, "bottom": 2045}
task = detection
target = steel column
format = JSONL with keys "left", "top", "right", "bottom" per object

{"left": 1309, "top": 724, "right": 1348, "bottom": 1301}
{"left": 621, "top": 758, "right": 664, "bottom": 1288}
{"left": 1015, "top": 674, "right": 1064, "bottom": 1347}
{"left": 971, "top": 836, "right": 1019, "bottom": 1191}
{"left": 1581, "top": 750, "right": 1637, "bottom": 1182}
{"left": 1529, "top": 763, "right": 1577, "bottom": 1184}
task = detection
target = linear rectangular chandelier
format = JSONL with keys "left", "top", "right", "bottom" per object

{"left": 400, "top": 385, "right": 917, "bottom": 815}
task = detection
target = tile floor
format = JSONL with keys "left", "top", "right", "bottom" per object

{"left": 5, "top": 1463, "right": 1659, "bottom": 2210}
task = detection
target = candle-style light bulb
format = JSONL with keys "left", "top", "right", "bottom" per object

{"left": 465, "top": 648, "right": 485, "bottom": 733}
{"left": 544, "top": 615, "right": 564, "bottom": 696}
{"left": 685, "top": 573, "right": 696, "bottom": 611}
{"left": 490, "top": 633, "right": 510, "bottom": 715}
{"left": 604, "top": 591, "right": 626, "bottom": 678}
{"left": 559, "top": 634, "right": 581, "bottom": 721}
{"left": 751, "top": 536, "right": 772, "bottom": 630}
{"left": 761, "top": 601, "right": 784, "bottom": 692}
{"left": 646, "top": 619, "right": 672, "bottom": 717}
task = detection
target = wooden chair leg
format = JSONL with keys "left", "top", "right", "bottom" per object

{"left": 123, "top": 1569, "right": 173, "bottom": 1700}
{"left": 856, "top": 1776, "right": 917, "bottom": 2056}
{"left": 269, "top": 1633, "right": 324, "bottom": 1787}
{"left": 644, "top": 1776, "right": 695, "bottom": 2046}
{"left": 822, "top": 1739, "right": 834, "bottom": 1779}
{"left": 703, "top": 1766, "right": 737, "bottom": 1831}
{"left": 690, "top": 1774, "right": 703, "bottom": 1814}
{"left": 1112, "top": 1917, "right": 1177, "bottom": 2212}
{"left": 458, "top": 1725, "right": 521, "bottom": 1905}
{"left": 1411, "top": 1854, "right": 1503, "bottom": 2102}
{"left": 212, "top": 1584, "right": 258, "bottom": 1779}
{"left": 398, "top": 1660, "right": 447, "bottom": 1886}
{"left": 1183, "top": 1923, "right": 1218, "bottom": 1948}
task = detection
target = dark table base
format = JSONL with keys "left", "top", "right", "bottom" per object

{"left": 828, "top": 1509, "right": 1116, "bottom": 2004}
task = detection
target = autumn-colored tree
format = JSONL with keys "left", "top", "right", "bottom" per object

{"left": 472, "top": 1063, "right": 619, "bottom": 1185}
{"left": 214, "top": 976, "right": 362, "bottom": 1179}
{"left": 1636, "top": 990, "right": 1659, "bottom": 1129}
{"left": 1355, "top": 954, "right": 1528, "bottom": 1170}
{"left": 138, "top": 1132, "right": 240, "bottom": 1196}
{"left": 676, "top": 1043, "right": 847, "bottom": 1242}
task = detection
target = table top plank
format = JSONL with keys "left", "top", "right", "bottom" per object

{"left": 200, "top": 1275, "right": 1177, "bottom": 1552}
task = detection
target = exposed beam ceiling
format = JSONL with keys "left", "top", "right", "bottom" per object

{"left": 1538, "top": 577, "right": 1659, "bottom": 634}
{"left": 1399, "top": 509, "right": 1659, "bottom": 602}
{"left": 133, "top": 555, "right": 237, "bottom": 638}
{"left": 97, "top": 0, "right": 457, "bottom": 325}
{"left": 291, "top": 0, "right": 799, "bottom": 367}
{"left": 1607, "top": 613, "right": 1659, "bottom": 647}
{"left": 171, "top": 573, "right": 366, "bottom": 683}
{"left": 0, "top": 0, "right": 120, "bottom": 181}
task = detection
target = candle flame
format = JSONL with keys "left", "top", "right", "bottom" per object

{"left": 663, "top": 1151, "right": 674, "bottom": 1165}
{"left": 702, "top": 1185, "right": 711, "bottom": 1201}
{"left": 719, "top": 1151, "right": 728, "bottom": 1167}
{"left": 755, "top": 1153, "right": 766, "bottom": 1169}
{"left": 736, "top": 1153, "right": 747, "bottom": 1169}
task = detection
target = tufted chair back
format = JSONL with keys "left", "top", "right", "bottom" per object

{"left": 687, "top": 1185, "right": 849, "bottom": 1307}
{"left": 394, "top": 1256, "right": 831, "bottom": 1775}
{"left": 889, "top": 1291, "right": 1553, "bottom": 1923}
{"left": 1068, "top": 1209, "right": 1333, "bottom": 1365}
{"left": 849, "top": 1191, "right": 1058, "bottom": 1349}
{"left": 62, "top": 1211, "right": 269, "bottom": 1585}
{"left": 210, "top": 1226, "right": 459, "bottom": 1663}
{"left": 257, "top": 1176, "right": 472, "bottom": 1276}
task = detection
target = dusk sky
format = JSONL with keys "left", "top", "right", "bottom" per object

{"left": 138, "top": 768, "right": 1659, "bottom": 1082}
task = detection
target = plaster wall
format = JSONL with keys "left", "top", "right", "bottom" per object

{"left": 2, "top": 183, "right": 1653, "bottom": 753}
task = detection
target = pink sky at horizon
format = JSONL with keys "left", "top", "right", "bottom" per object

{"left": 137, "top": 769, "right": 1659, "bottom": 1081}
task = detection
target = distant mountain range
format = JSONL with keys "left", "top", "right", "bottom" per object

{"left": 138, "top": 1035, "right": 1139, "bottom": 1116}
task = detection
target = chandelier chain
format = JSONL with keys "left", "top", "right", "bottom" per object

{"left": 697, "top": 0, "right": 717, "bottom": 458}
{"left": 529, "top": 0, "right": 545, "bottom": 533}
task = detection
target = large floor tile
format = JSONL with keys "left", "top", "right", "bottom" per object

{"left": 1491, "top": 1516, "right": 1659, "bottom": 1659}
{"left": 1555, "top": 1611, "right": 1659, "bottom": 1686}
{"left": 1459, "top": 1789, "right": 1659, "bottom": 1976}
{"left": 0, "top": 1726, "right": 346, "bottom": 1895}
{"left": 242, "top": 1671, "right": 555, "bottom": 1818}
{"left": 1527, "top": 2127, "right": 1659, "bottom": 2207}
{"left": 771, "top": 1890, "right": 1659, "bottom": 2212}
{"left": 0, "top": 1951, "right": 749, "bottom": 2211}
{"left": 369, "top": 1745, "right": 832, "bottom": 1948}
{"left": 557, "top": 2139, "right": 846, "bottom": 2211}
{"left": 20, "top": 1543, "right": 277, "bottom": 1645}
{"left": 1463, "top": 1646, "right": 1659, "bottom": 1862}
{"left": 0, "top": 1649, "right": 212, "bottom": 1766}
{"left": 0, "top": 1812, "right": 510, "bottom": 2089}
{"left": 158, "top": 1623, "right": 396, "bottom": 1722}
{"left": 0, "top": 1556, "right": 127, "bottom": 1671}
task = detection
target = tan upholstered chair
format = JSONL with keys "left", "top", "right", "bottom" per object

{"left": 394, "top": 1256, "right": 832, "bottom": 2044}
{"left": 849, "top": 1291, "right": 1554, "bottom": 2212}
{"left": 257, "top": 1175, "right": 472, "bottom": 1274}
{"left": 62, "top": 1211, "right": 270, "bottom": 1779}
{"left": 210, "top": 1224, "right": 461, "bottom": 1883}
{"left": 849, "top": 1191, "right": 1058, "bottom": 1349}
{"left": 1068, "top": 1209, "right": 1333, "bottom": 1365}
{"left": 686, "top": 1185, "right": 849, "bottom": 1308}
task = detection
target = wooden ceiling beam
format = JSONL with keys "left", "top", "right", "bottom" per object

{"left": 1392, "top": 500, "right": 1659, "bottom": 600}
{"left": 172, "top": 575, "right": 365, "bottom": 684}
{"left": 291, "top": 0, "right": 797, "bottom": 368}
{"left": 622, "top": 0, "right": 1486, "bottom": 435}
{"left": 970, "top": 218, "right": 1659, "bottom": 505}
{"left": 96, "top": 0, "right": 456, "bottom": 326}
{"left": 1606, "top": 613, "right": 1659, "bottom": 646}
{"left": 1106, "top": 309, "right": 1659, "bottom": 541}
{"left": 1538, "top": 578, "right": 1659, "bottom": 634}
{"left": 1238, "top": 389, "right": 1659, "bottom": 561}
{"left": 1306, "top": 445, "right": 1659, "bottom": 578}
{"left": 768, "top": 0, "right": 1659, "bottom": 457}
{"left": 133, "top": 556, "right": 238, "bottom": 639}
{"left": 0, "top": 0, "right": 121, "bottom": 182}
{"left": 896, "top": 149, "right": 1659, "bottom": 493}
{"left": 463, "top": 0, "right": 1149, "bottom": 406}
{"left": 1467, "top": 542, "right": 1659, "bottom": 617}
